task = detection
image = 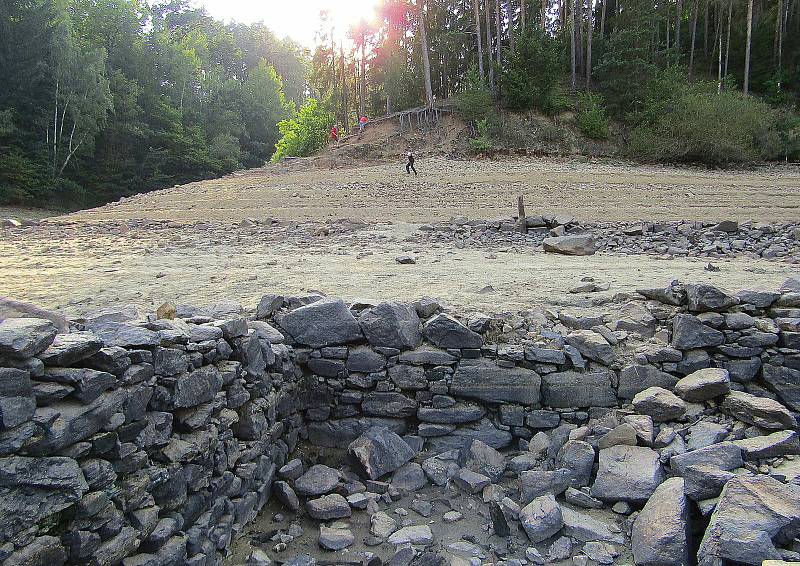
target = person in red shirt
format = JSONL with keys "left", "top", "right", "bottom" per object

{"left": 330, "top": 124, "right": 339, "bottom": 145}
{"left": 359, "top": 115, "right": 368, "bottom": 134}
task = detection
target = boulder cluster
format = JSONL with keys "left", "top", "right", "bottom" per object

{"left": 415, "top": 216, "right": 800, "bottom": 261}
{"left": 0, "top": 276, "right": 799, "bottom": 565}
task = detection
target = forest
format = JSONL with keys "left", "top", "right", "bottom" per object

{"left": 1, "top": 0, "right": 799, "bottom": 209}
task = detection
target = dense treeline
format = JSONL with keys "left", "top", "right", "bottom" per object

{"left": 312, "top": 0, "right": 799, "bottom": 163}
{"left": 0, "top": 0, "right": 307, "bottom": 207}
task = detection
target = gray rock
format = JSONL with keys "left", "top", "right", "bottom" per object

{"left": 283, "top": 555, "right": 316, "bottom": 566}
{"left": 686, "top": 421, "right": 728, "bottom": 450}
{"left": 450, "top": 360, "right": 540, "bottom": 404}
{"left": 556, "top": 440, "right": 595, "bottom": 487}
{"left": 417, "top": 403, "right": 486, "bottom": 424}
{"left": 38, "top": 332, "right": 103, "bottom": 366}
{"left": 683, "top": 465, "right": 736, "bottom": 500}
{"left": 0, "top": 456, "right": 89, "bottom": 542}
{"left": 174, "top": 366, "right": 223, "bottom": 408}
{"left": 761, "top": 364, "right": 800, "bottom": 411}
{"left": 671, "top": 314, "right": 725, "bottom": 349}
{"left": 362, "top": 392, "right": 418, "bottom": 417}
{"left": 734, "top": 430, "right": 800, "bottom": 459}
{"left": 248, "top": 320, "right": 284, "bottom": 343}
{"left": 274, "top": 481, "right": 300, "bottom": 512}
{"left": 246, "top": 548, "right": 273, "bottom": 566}
{"left": 633, "top": 387, "right": 686, "bottom": 422}
{"left": 85, "top": 321, "right": 159, "bottom": 348}
{"left": 461, "top": 439, "right": 506, "bottom": 482}
{"left": 453, "top": 468, "right": 491, "bottom": 493}
{"left": 359, "top": 302, "right": 422, "bottom": 350}
{"left": 591, "top": 446, "right": 665, "bottom": 504}
{"left": 425, "top": 419, "right": 513, "bottom": 451}
{"left": 319, "top": 525, "right": 354, "bottom": 550}
{"left": 349, "top": 427, "right": 416, "bottom": 480}
{"left": 0, "top": 318, "right": 57, "bottom": 358}
{"left": 632, "top": 477, "right": 690, "bottom": 566}
{"left": 398, "top": 348, "right": 457, "bottom": 365}
{"left": 391, "top": 462, "right": 427, "bottom": 491}
{"left": 346, "top": 346, "right": 386, "bottom": 373}
{"left": 561, "top": 507, "right": 625, "bottom": 544}
{"left": 597, "top": 423, "right": 638, "bottom": 449}
{"left": 674, "top": 368, "right": 730, "bottom": 402}
{"left": 0, "top": 368, "right": 35, "bottom": 428}
{"left": 618, "top": 365, "right": 679, "bottom": 400}
{"left": 307, "top": 417, "right": 407, "bottom": 448}
{"left": 306, "top": 494, "right": 351, "bottom": 520}
{"left": 41, "top": 367, "right": 116, "bottom": 404}
{"left": 519, "top": 494, "right": 563, "bottom": 543}
{"left": 542, "top": 235, "right": 597, "bottom": 256}
{"left": 388, "top": 364, "right": 427, "bottom": 390}
{"left": 565, "top": 330, "right": 615, "bottom": 365}
{"left": 721, "top": 390, "right": 796, "bottom": 430}
{"left": 279, "top": 298, "right": 363, "bottom": 348}
{"left": 387, "top": 525, "right": 433, "bottom": 545}
{"left": 541, "top": 371, "right": 617, "bottom": 408}
{"left": 564, "top": 487, "right": 604, "bottom": 509}
{"left": 4, "top": 535, "right": 66, "bottom": 566}
{"left": 422, "top": 314, "right": 482, "bottom": 349}
{"left": 697, "top": 475, "right": 800, "bottom": 565}
{"left": 294, "top": 465, "right": 340, "bottom": 496}
{"left": 371, "top": 511, "right": 398, "bottom": 538}
{"left": 520, "top": 469, "right": 572, "bottom": 504}
{"left": 685, "top": 283, "right": 739, "bottom": 312}
{"left": 421, "top": 451, "right": 460, "bottom": 486}
{"left": 669, "top": 441, "right": 743, "bottom": 475}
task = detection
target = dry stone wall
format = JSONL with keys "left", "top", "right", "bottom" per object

{"left": 1, "top": 277, "right": 800, "bottom": 565}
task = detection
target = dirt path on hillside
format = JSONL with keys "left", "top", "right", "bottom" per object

{"left": 59, "top": 157, "right": 800, "bottom": 224}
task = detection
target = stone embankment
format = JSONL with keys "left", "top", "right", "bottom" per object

{"left": 415, "top": 216, "right": 800, "bottom": 262}
{"left": 1, "top": 277, "right": 800, "bottom": 565}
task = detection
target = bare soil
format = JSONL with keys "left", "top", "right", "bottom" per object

{"left": 1, "top": 157, "right": 798, "bottom": 318}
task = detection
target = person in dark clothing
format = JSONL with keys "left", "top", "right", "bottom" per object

{"left": 405, "top": 151, "right": 417, "bottom": 175}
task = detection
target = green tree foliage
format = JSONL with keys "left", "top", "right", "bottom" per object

{"left": 0, "top": 0, "right": 307, "bottom": 208}
{"left": 500, "top": 27, "right": 565, "bottom": 114}
{"left": 576, "top": 92, "right": 610, "bottom": 139}
{"left": 456, "top": 66, "right": 492, "bottom": 121}
{"left": 272, "top": 99, "right": 335, "bottom": 162}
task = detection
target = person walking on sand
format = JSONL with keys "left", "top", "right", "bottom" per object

{"left": 405, "top": 150, "right": 417, "bottom": 176}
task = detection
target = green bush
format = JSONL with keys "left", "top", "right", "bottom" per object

{"left": 629, "top": 86, "right": 781, "bottom": 165}
{"left": 576, "top": 93, "right": 610, "bottom": 139}
{"left": 501, "top": 27, "right": 566, "bottom": 115}
{"left": 456, "top": 66, "right": 493, "bottom": 122}
{"left": 272, "top": 99, "right": 334, "bottom": 162}
{"left": 468, "top": 119, "right": 494, "bottom": 153}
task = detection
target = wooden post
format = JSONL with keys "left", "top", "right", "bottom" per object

{"left": 518, "top": 195, "right": 528, "bottom": 233}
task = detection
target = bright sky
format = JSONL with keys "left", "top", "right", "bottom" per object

{"left": 193, "top": 0, "right": 381, "bottom": 48}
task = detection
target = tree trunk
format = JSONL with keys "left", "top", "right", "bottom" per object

{"left": 521, "top": 0, "right": 526, "bottom": 29}
{"left": 586, "top": 0, "right": 593, "bottom": 88}
{"left": 485, "top": 0, "right": 495, "bottom": 94}
{"left": 507, "top": 0, "right": 516, "bottom": 52}
{"left": 473, "top": 0, "right": 485, "bottom": 81}
{"left": 419, "top": 0, "right": 434, "bottom": 106}
{"left": 675, "top": 0, "right": 683, "bottom": 49}
{"left": 689, "top": 0, "right": 699, "bottom": 76}
{"left": 496, "top": 0, "right": 502, "bottom": 68}
{"left": 704, "top": 0, "right": 710, "bottom": 53}
{"left": 542, "top": 0, "right": 548, "bottom": 28}
{"left": 743, "top": 0, "right": 753, "bottom": 93}
{"left": 723, "top": 0, "right": 732, "bottom": 78}
{"left": 576, "top": 0, "right": 584, "bottom": 75}
{"left": 359, "top": 42, "right": 366, "bottom": 118}
{"left": 600, "top": 0, "right": 607, "bottom": 37}
{"left": 340, "top": 46, "right": 348, "bottom": 132}
{"left": 571, "top": 0, "right": 577, "bottom": 89}
{"left": 717, "top": 14, "right": 723, "bottom": 92}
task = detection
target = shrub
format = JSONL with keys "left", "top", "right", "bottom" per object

{"left": 629, "top": 87, "right": 781, "bottom": 165}
{"left": 272, "top": 99, "right": 335, "bottom": 162}
{"left": 576, "top": 93, "right": 610, "bottom": 139}
{"left": 468, "top": 119, "right": 493, "bottom": 153}
{"left": 456, "top": 66, "right": 493, "bottom": 122}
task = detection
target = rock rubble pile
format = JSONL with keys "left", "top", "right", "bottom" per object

{"left": 1, "top": 276, "right": 800, "bottom": 566}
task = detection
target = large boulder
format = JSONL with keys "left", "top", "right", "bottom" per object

{"left": 721, "top": 391, "right": 796, "bottom": 430}
{"left": 461, "top": 439, "right": 506, "bottom": 482}
{"left": 450, "top": 359, "right": 540, "bottom": 404}
{"left": 618, "top": 365, "right": 679, "bottom": 400}
{"left": 0, "top": 318, "right": 57, "bottom": 358}
{"left": 633, "top": 387, "right": 686, "bottom": 422}
{"left": 520, "top": 469, "right": 573, "bottom": 504}
{"left": 294, "top": 464, "right": 341, "bottom": 496}
{"left": 38, "top": 331, "right": 103, "bottom": 366}
{"left": 565, "top": 330, "right": 615, "bottom": 365}
{"left": 519, "top": 494, "right": 563, "bottom": 543}
{"left": 671, "top": 314, "right": 724, "bottom": 350}
{"left": 761, "top": 364, "right": 800, "bottom": 412}
{"left": 734, "top": 430, "right": 800, "bottom": 460}
{"left": 358, "top": 302, "right": 421, "bottom": 350}
{"left": 83, "top": 321, "right": 159, "bottom": 348}
{"left": 422, "top": 314, "right": 482, "bottom": 349}
{"left": 669, "top": 441, "right": 743, "bottom": 475}
{"left": 173, "top": 366, "right": 223, "bottom": 408}
{"left": 0, "top": 456, "right": 89, "bottom": 542}
{"left": 542, "top": 235, "right": 597, "bottom": 256}
{"left": 674, "top": 368, "right": 730, "bottom": 402}
{"left": 685, "top": 283, "right": 739, "bottom": 312}
{"left": 697, "top": 475, "right": 800, "bottom": 565}
{"left": 591, "top": 446, "right": 665, "bottom": 504}
{"left": 561, "top": 507, "right": 625, "bottom": 544}
{"left": 348, "top": 427, "right": 415, "bottom": 480}
{"left": 279, "top": 298, "right": 363, "bottom": 348}
{"left": 541, "top": 371, "right": 617, "bottom": 408}
{"left": 556, "top": 440, "right": 595, "bottom": 488}
{"left": 632, "top": 477, "right": 690, "bottom": 566}
{"left": 306, "top": 417, "right": 407, "bottom": 448}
